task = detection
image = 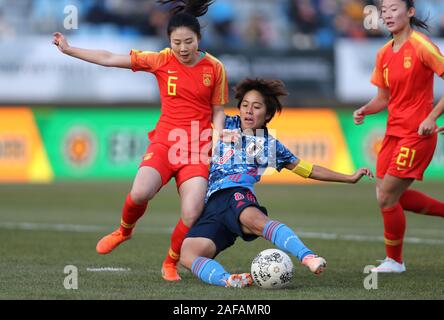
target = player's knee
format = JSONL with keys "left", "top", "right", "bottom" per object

{"left": 129, "top": 190, "right": 148, "bottom": 204}
{"left": 181, "top": 206, "right": 204, "bottom": 227}
{"left": 130, "top": 187, "right": 155, "bottom": 204}
{"left": 377, "top": 190, "right": 396, "bottom": 209}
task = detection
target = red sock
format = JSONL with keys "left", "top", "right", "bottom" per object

{"left": 400, "top": 189, "right": 444, "bottom": 218}
{"left": 119, "top": 194, "right": 148, "bottom": 236}
{"left": 164, "top": 219, "right": 190, "bottom": 265}
{"left": 381, "top": 203, "right": 405, "bottom": 264}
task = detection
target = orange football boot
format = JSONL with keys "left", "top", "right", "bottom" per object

{"left": 96, "top": 229, "right": 131, "bottom": 254}
{"left": 161, "top": 261, "right": 181, "bottom": 281}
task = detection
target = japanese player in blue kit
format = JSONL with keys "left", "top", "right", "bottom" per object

{"left": 179, "top": 78, "right": 374, "bottom": 288}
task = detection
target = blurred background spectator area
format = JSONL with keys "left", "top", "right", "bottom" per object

{"left": 1, "top": 0, "right": 444, "bottom": 107}
{"left": 1, "top": 0, "right": 444, "bottom": 50}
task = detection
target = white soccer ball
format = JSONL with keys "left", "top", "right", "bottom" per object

{"left": 251, "top": 248, "right": 294, "bottom": 289}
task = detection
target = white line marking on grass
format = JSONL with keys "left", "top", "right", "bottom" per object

{"left": 86, "top": 267, "right": 131, "bottom": 272}
{"left": 0, "top": 222, "right": 172, "bottom": 233}
{"left": 1, "top": 222, "right": 443, "bottom": 245}
{"left": 0, "top": 222, "right": 107, "bottom": 232}
{"left": 296, "top": 231, "right": 444, "bottom": 246}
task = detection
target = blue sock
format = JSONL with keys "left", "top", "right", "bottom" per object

{"left": 191, "top": 257, "right": 230, "bottom": 287}
{"left": 262, "top": 221, "right": 313, "bottom": 261}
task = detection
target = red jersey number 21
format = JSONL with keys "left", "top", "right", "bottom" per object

{"left": 168, "top": 76, "right": 178, "bottom": 96}
{"left": 396, "top": 147, "right": 416, "bottom": 169}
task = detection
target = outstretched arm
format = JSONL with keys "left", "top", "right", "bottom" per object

{"left": 52, "top": 32, "right": 131, "bottom": 69}
{"left": 286, "top": 160, "right": 374, "bottom": 184}
{"left": 353, "top": 87, "right": 390, "bottom": 125}
{"left": 309, "top": 165, "right": 373, "bottom": 184}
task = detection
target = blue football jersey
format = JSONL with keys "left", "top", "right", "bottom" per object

{"left": 206, "top": 116, "right": 298, "bottom": 201}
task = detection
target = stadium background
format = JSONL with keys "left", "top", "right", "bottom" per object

{"left": 0, "top": 0, "right": 443, "bottom": 300}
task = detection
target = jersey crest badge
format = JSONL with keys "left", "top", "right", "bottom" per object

{"left": 404, "top": 50, "right": 412, "bottom": 69}
{"left": 246, "top": 138, "right": 265, "bottom": 157}
{"left": 203, "top": 73, "right": 212, "bottom": 87}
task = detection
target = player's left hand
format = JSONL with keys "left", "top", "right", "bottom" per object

{"left": 353, "top": 107, "right": 366, "bottom": 125}
{"left": 418, "top": 118, "right": 436, "bottom": 135}
{"left": 350, "top": 168, "right": 374, "bottom": 183}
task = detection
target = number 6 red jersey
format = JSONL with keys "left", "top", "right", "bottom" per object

{"left": 130, "top": 48, "right": 228, "bottom": 151}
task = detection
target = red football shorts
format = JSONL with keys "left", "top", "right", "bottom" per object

{"left": 139, "top": 142, "right": 210, "bottom": 188}
{"left": 376, "top": 134, "right": 437, "bottom": 181}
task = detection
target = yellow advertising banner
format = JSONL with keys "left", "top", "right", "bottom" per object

{"left": 0, "top": 108, "right": 52, "bottom": 182}
{"left": 225, "top": 108, "right": 354, "bottom": 184}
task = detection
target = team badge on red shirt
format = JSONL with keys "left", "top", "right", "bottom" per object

{"left": 203, "top": 73, "right": 212, "bottom": 87}
{"left": 404, "top": 50, "right": 412, "bottom": 69}
{"left": 203, "top": 66, "right": 213, "bottom": 87}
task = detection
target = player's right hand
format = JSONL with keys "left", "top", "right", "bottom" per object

{"left": 52, "top": 32, "right": 69, "bottom": 53}
{"left": 353, "top": 107, "right": 366, "bottom": 125}
{"left": 350, "top": 167, "right": 374, "bottom": 183}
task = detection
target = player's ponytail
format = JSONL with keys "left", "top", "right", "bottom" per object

{"left": 403, "top": 0, "right": 430, "bottom": 32}
{"left": 157, "top": 0, "right": 214, "bottom": 38}
{"left": 410, "top": 16, "right": 429, "bottom": 32}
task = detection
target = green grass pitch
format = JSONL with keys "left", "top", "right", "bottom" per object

{"left": 0, "top": 181, "right": 443, "bottom": 299}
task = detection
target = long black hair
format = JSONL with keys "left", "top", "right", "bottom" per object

{"left": 157, "top": 0, "right": 214, "bottom": 38}
{"left": 398, "top": 0, "right": 429, "bottom": 32}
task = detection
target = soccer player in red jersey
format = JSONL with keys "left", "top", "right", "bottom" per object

{"left": 354, "top": 0, "right": 444, "bottom": 273}
{"left": 53, "top": 0, "right": 228, "bottom": 281}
